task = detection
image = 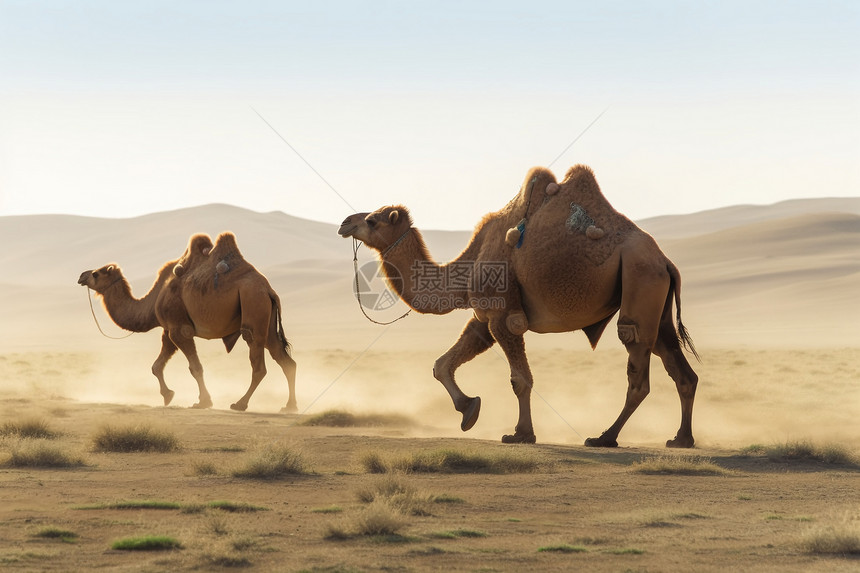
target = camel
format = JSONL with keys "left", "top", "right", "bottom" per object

{"left": 78, "top": 232, "right": 297, "bottom": 413}
{"left": 339, "top": 165, "right": 699, "bottom": 447}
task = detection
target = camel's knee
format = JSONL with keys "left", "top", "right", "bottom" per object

{"left": 433, "top": 354, "right": 454, "bottom": 382}
{"left": 509, "top": 374, "right": 532, "bottom": 397}
{"left": 241, "top": 326, "right": 254, "bottom": 343}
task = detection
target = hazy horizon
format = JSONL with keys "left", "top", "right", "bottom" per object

{"left": 2, "top": 1, "right": 857, "bottom": 230}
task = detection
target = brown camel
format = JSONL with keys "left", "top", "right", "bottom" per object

{"left": 339, "top": 165, "right": 699, "bottom": 447}
{"left": 78, "top": 232, "right": 297, "bottom": 412}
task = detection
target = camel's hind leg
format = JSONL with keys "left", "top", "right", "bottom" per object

{"left": 152, "top": 331, "right": 178, "bottom": 406}
{"left": 230, "top": 291, "right": 271, "bottom": 412}
{"left": 266, "top": 319, "right": 297, "bottom": 413}
{"left": 169, "top": 328, "right": 213, "bottom": 409}
{"left": 586, "top": 256, "right": 667, "bottom": 447}
{"left": 653, "top": 307, "right": 699, "bottom": 448}
{"left": 488, "top": 317, "right": 536, "bottom": 444}
{"left": 433, "top": 316, "right": 495, "bottom": 432}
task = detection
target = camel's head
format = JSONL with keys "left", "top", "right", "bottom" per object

{"left": 77, "top": 264, "right": 124, "bottom": 293}
{"left": 338, "top": 205, "right": 413, "bottom": 252}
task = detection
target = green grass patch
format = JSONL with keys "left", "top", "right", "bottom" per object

{"left": 208, "top": 500, "right": 269, "bottom": 513}
{"left": 92, "top": 424, "right": 180, "bottom": 453}
{"left": 2, "top": 440, "right": 86, "bottom": 468}
{"left": 630, "top": 454, "right": 730, "bottom": 475}
{"left": 1, "top": 418, "right": 60, "bottom": 439}
{"left": 231, "top": 443, "right": 310, "bottom": 479}
{"left": 431, "top": 494, "right": 465, "bottom": 504}
{"left": 538, "top": 544, "right": 587, "bottom": 553}
{"left": 33, "top": 527, "right": 78, "bottom": 542}
{"left": 300, "top": 409, "right": 413, "bottom": 428}
{"left": 360, "top": 447, "right": 545, "bottom": 474}
{"left": 111, "top": 536, "right": 182, "bottom": 551}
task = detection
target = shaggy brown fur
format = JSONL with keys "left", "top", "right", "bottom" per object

{"left": 78, "top": 232, "right": 297, "bottom": 412}
{"left": 339, "top": 165, "right": 699, "bottom": 447}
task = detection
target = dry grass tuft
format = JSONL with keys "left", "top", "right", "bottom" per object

{"left": 629, "top": 453, "right": 730, "bottom": 476}
{"left": 800, "top": 517, "right": 860, "bottom": 556}
{"left": 301, "top": 409, "right": 413, "bottom": 428}
{"left": 231, "top": 442, "right": 310, "bottom": 479}
{"left": 356, "top": 474, "right": 431, "bottom": 516}
{"left": 359, "top": 447, "right": 546, "bottom": 474}
{"left": 745, "top": 440, "right": 859, "bottom": 465}
{"left": 92, "top": 424, "right": 180, "bottom": 453}
{"left": 1, "top": 418, "right": 60, "bottom": 439}
{"left": 2, "top": 439, "right": 86, "bottom": 468}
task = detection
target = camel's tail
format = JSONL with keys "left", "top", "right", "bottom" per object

{"left": 667, "top": 262, "right": 700, "bottom": 362}
{"left": 270, "top": 291, "right": 292, "bottom": 356}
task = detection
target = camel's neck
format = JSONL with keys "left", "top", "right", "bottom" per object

{"left": 97, "top": 276, "right": 164, "bottom": 332}
{"left": 380, "top": 229, "right": 476, "bottom": 315}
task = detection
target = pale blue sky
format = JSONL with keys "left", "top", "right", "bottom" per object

{"left": 1, "top": 1, "right": 857, "bottom": 229}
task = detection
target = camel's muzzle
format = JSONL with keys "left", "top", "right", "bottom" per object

{"left": 338, "top": 213, "right": 368, "bottom": 238}
{"left": 77, "top": 271, "right": 92, "bottom": 286}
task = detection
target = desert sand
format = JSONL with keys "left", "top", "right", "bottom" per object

{"left": 1, "top": 196, "right": 858, "bottom": 571}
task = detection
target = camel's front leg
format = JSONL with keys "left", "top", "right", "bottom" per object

{"left": 170, "top": 329, "right": 213, "bottom": 409}
{"left": 433, "top": 316, "right": 495, "bottom": 431}
{"left": 488, "top": 317, "right": 536, "bottom": 444}
{"left": 151, "top": 331, "right": 178, "bottom": 406}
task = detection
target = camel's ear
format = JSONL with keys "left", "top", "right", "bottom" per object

{"left": 106, "top": 265, "right": 115, "bottom": 273}
{"left": 389, "top": 210, "right": 400, "bottom": 225}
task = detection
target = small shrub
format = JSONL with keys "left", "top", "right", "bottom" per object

{"left": 762, "top": 441, "right": 858, "bottom": 465}
{"left": 430, "top": 529, "right": 487, "bottom": 539}
{"left": 301, "top": 409, "right": 412, "bottom": 428}
{"left": 360, "top": 447, "right": 545, "bottom": 474}
{"left": 92, "top": 424, "right": 180, "bottom": 453}
{"left": 353, "top": 500, "right": 408, "bottom": 536}
{"left": 192, "top": 460, "right": 219, "bottom": 476}
{"left": 232, "top": 443, "right": 309, "bottom": 479}
{"left": 1, "top": 419, "right": 60, "bottom": 439}
{"left": 801, "top": 525, "right": 860, "bottom": 555}
{"left": 356, "top": 475, "right": 430, "bottom": 516}
{"left": 3, "top": 441, "right": 85, "bottom": 468}
{"left": 359, "top": 450, "right": 389, "bottom": 474}
{"left": 630, "top": 454, "right": 729, "bottom": 476}
{"left": 111, "top": 536, "right": 182, "bottom": 551}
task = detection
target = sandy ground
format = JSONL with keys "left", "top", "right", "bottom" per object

{"left": 1, "top": 347, "right": 858, "bottom": 572}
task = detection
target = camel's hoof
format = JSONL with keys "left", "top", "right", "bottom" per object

{"left": 459, "top": 396, "right": 481, "bottom": 432}
{"left": 666, "top": 435, "right": 695, "bottom": 448}
{"left": 230, "top": 402, "right": 248, "bottom": 412}
{"left": 584, "top": 435, "right": 618, "bottom": 448}
{"left": 191, "top": 401, "right": 213, "bottom": 409}
{"left": 162, "top": 390, "right": 175, "bottom": 407}
{"left": 280, "top": 403, "right": 298, "bottom": 414}
{"left": 501, "top": 432, "right": 536, "bottom": 444}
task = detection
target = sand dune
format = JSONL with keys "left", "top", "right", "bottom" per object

{"left": 2, "top": 196, "right": 857, "bottom": 351}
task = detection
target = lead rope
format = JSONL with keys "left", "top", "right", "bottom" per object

{"left": 352, "top": 238, "right": 412, "bottom": 326}
{"left": 85, "top": 287, "right": 135, "bottom": 339}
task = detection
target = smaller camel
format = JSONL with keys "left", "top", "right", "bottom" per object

{"left": 78, "top": 232, "right": 297, "bottom": 412}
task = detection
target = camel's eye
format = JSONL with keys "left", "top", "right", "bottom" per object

{"left": 92, "top": 272, "right": 99, "bottom": 279}
{"left": 367, "top": 218, "right": 377, "bottom": 229}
